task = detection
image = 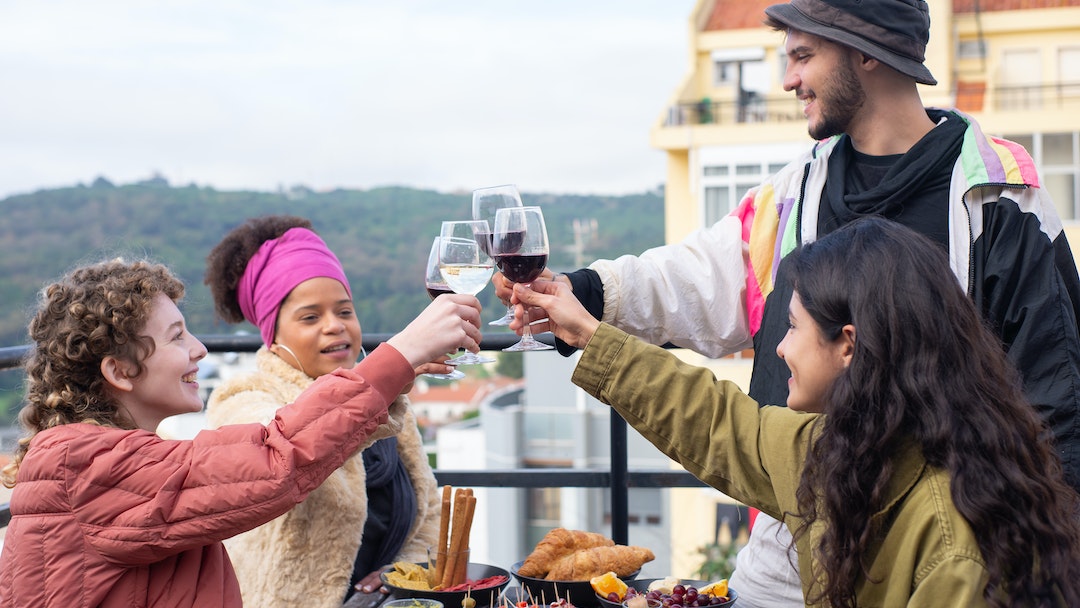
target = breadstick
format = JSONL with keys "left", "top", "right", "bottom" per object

{"left": 453, "top": 492, "right": 476, "bottom": 585}
{"left": 441, "top": 489, "right": 468, "bottom": 589}
{"left": 433, "top": 485, "right": 452, "bottom": 587}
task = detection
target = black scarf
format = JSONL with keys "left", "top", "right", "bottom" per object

{"left": 358, "top": 437, "right": 416, "bottom": 571}
{"left": 817, "top": 109, "right": 966, "bottom": 246}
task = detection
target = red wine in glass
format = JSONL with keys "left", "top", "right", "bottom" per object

{"left": 427, "top": 285, "right": 454, "bottom": 300}
{"left": 474, "top": 231, "right": 494, "bottom": 257}
{"left": 497, "top": 254, "right": 548, "bottom": 284}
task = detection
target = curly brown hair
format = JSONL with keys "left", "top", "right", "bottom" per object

{"left": 0, "top": 259, "right": 185, "bottom": 488}
{"left": 787, "top": 217, "right": 1080, "bottom": 607}
{"left": 203, "top": 215, "right": 313, "bottom": 324}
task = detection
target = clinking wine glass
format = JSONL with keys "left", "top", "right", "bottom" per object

{"left": 472, "top": 184, "right": 523, "bottom": 326}
{"left": 439, "top": 220, "right": 497, "bottom": 365}
{"left": 492, "top": 206, "right": 555, "bottom": 351}
{"left": 422, "top": 236, "right": 466, "bottom": 380}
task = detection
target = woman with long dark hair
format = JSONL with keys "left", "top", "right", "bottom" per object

{"left": 512, "top": 216, "right": 1080, "bottom": 607}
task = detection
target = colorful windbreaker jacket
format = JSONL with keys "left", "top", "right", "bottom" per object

{"left": 589, "top": 109, "right": 1080, "bottom": 487}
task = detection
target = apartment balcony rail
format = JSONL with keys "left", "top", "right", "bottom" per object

{"left": 0, "top": 334, "right": 708, "bottom": 544}
{"left": 663, "top": 94, "right": 805, "bottom": 126}
{"left": 992, "top": 81, "right": 1080, "bottom": 112}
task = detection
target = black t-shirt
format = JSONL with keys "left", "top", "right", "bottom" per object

{"left": 748, "top": 111, "right": 965, "bottom": 406}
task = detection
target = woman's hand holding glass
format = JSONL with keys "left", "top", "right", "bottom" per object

{"left": 387, "top": 292, "right": 483, "bottom": 370}
{"left": 438, "top": 220, "right": 497, "bottom": 364}
{"left": 509, "top": 279, "right": 600, "bottom": 349}
{"left": 419, "top": 236, "right": 466, "bottom": 380}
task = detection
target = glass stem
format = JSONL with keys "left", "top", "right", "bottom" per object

{"left": 520, "top": 284, "right": 534, "bottom": 341}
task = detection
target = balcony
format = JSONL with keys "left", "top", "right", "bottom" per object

{"left": 662, "top": 94, "right": 805, "bottom": 127}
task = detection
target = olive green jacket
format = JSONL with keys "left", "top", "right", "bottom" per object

{"left": 573, "top": 323, "right": 991, "bottom": 607}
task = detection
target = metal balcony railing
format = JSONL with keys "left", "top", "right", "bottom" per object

{"left": 992, "top": 81, "right": 1080, "bottom": 112}
{"left": 0, "top": 334, "right": 707, "bottom": 543}
{"left": 663, "top": 95, "right": 805, "bottom": 127}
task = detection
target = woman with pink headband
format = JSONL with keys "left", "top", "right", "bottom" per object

{"left": 203, "top": 215, "right": 456, "bottom": 608}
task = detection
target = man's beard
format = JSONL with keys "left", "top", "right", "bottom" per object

{"left": 807, "top": 55, "right": 866, "bottom": 140}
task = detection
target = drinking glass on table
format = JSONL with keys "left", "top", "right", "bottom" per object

{"left": 472, "top": 184, "right": 523, "bottom": 326}
{"left": 439, "top": 221, "right": 497, "bottom": 365}
{"left": 492, "top": 206, "right": 555, "bottom": 351}
{"left": 422, "top": 236, "right": 466, "bottom": 380}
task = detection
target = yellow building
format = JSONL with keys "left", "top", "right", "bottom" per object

{"left": 657, "top": 0, "right": 1080, "bottom": 578}
{"left": 652, "top": 0, "right": 1080, "bottom": 242}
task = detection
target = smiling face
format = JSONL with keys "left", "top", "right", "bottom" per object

{"left": 112, "top": 293, "right": 208, "bottom": 431}
{"left": 776, "top": 292, "right": 853, "bottom": 413}
{"left": 782, "top": 30, "right": 867, "bottom": 141}
{"left": 271, "top": 276, "right": 363, "bottom": 378}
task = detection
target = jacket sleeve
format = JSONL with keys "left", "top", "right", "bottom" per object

{"left": 571, "top": 323, "right": 813, "bottom": 520}
{"left": 587, "top": 213, "right": 752, "bottom": 358}
{"left": 971, "top": 188, "right": 1080, "bottom": 490}
{"left": 72, "top": 343, "right": 415, "bottom": 566}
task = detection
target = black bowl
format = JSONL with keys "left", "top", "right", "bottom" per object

{"left": 595, "top": 579, "right": 736, "bottom": 608}
{"left": 382, "top": 562, "right": 511, "bottom": 608}
{"left": 509, "top": 561, "right": 639, "bottom": 608}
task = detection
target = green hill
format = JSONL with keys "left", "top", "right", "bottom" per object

{"left": 0, "top": 178, "right": 664, "bottom": 342}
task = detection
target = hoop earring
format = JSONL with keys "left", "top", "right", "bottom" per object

{"left": 274, "top": 342, "right": 309, "bottom": 377}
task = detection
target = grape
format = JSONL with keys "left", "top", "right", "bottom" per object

{"left": 608, "top": 593, "right": 620, "bottom": 602}
{"left": 672, "top": 586, "right": 686, "bottom": 596}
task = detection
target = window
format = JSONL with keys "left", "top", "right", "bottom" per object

{"left": 999, "top": 49, "right": 1042, "bottom": 110}
{"left": 704, "top": 186, "right": 730, "bottom": 225}
{"left": 703, "top": 166, "right": 729, "bottom": 177}
{"left": 602, "top": 488, "right": 663, "bottom": 526}
{"left": 1060, "top": 47, "right": 1080, "bottom": 97}
{"left": 1004, "top": 131, "right": 1080, "bottom": 220}
{"left": 958, "top": 39, "right": 987, "bottom": 60}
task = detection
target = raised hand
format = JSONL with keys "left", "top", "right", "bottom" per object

{"left": 388, "top": 294, "right": 483, "bottom": 368}
{"left": 510, "top": 279, "right": 599, "bottom": 349}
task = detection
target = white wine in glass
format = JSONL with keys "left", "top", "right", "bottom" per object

{"left": 472, "top": 184, "right": 523, "bottom": 326}
{"left": 439, "top": 220, "right": 497, "bottom": 364}
{"left": 492, "top": 206, "right": 554, "bottom": 351}
{"left": 422, "top": 236, "right": 465, "bottom": 380}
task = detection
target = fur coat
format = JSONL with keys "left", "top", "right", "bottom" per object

{"left": 206, "top": 348, "right": 440, "bottom": 608}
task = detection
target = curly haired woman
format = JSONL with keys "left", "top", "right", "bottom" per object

{"left": 0, "top": 258, "right": 481, "bottom": 607}
{"left": 512, "top": 216, "right": 1080, "bottom": 607}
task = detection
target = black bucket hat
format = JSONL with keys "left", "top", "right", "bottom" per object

{"left": 765, "top": 0, "right": 937, "bottom": 86}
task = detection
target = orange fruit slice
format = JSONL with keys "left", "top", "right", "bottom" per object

{"left": 590, "top": 571, "right": 628, "bottom": 600}
{"left": 700, "top": 580, "right": 729, "bottom": 598}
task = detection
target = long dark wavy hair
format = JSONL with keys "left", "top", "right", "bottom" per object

{"left": 203, "top": 214, "right": 312, "bottom": 324}
{"left": 787, "top": 217, "right": 1080, "bottom": 607}
{"left": 1, "top": 259, "right": 185, "bottom": 488}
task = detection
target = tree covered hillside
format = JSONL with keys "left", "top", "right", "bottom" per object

{"left": 0, "top": 178, "right": 665, "bottom": 346}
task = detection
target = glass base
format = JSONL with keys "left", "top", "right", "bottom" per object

{"left": 449, "top": 352, "right": 496, "bottom": 365}
{"left": 489, "top": 307, "right": 515, "bottom": 327}
{"left": 502, "top": 336, "right": 555, "bottom": 352}
{"left": 422, "top": 369, "right": 466, "bottom": 380}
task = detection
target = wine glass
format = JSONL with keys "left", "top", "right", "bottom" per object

{"left": 472, "top": 184, "right": 523, "bottom": 326}
{"left": 439, "top": 221, "right": 497, "bottom": 365}
{"left": 421, "top": 236, "right": 466, "bottom": 380}
{"left": 491, "top": 206, "right": 555, "bottom": 351}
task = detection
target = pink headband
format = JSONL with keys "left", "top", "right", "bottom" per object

{"left": 237, "top": 227, "right": 352, "bottom": 346}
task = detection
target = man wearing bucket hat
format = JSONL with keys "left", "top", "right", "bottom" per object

{"left": 494, "top": 0, "right": 1080, "bottom": 605}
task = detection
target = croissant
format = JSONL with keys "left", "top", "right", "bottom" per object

{"left": 517, "top": 528, "right": 614, "bottom": 577}
{"left": 544, "top": 545, "right": 656, "bottom": 581}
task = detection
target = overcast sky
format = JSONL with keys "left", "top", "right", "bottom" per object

{"left": 0, "top": 1, "right": 697, "bottom": 200}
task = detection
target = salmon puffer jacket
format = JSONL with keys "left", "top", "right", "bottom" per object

{"left": 0, "top": 344, "right": 413, "bottom": 608}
